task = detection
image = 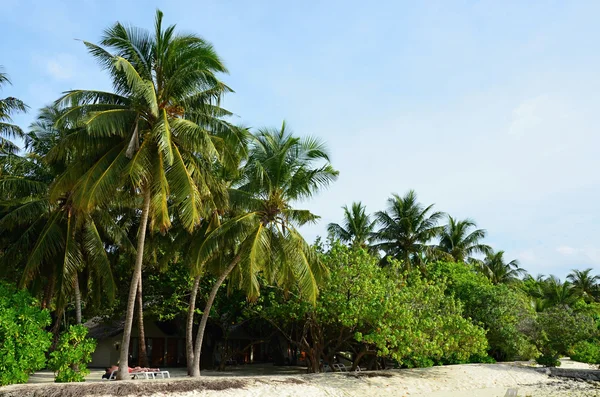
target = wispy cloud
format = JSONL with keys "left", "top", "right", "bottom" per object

{"left": 43, "top": 54, "right": 76, "bottom": 81}
{"left": 556, "top": 245, "right": 577, "bottom": 255}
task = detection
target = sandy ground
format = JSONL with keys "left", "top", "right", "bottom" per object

{"left": 4, "top": 359, "right": 599, "bottom": 397}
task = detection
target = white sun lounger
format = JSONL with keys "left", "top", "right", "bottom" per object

{"left": 332, "top": 363, "right": 348, "bottom": 372}
{"left": 105, "top": 370, "right": 170, "bottom": 380}
{"left": 131, "top": 372, "right": 156, "bottom": 379}
{"left": 154, "top": 371, "right": 170, "bottom": 379}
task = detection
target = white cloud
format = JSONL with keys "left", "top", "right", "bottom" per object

{"left": 556, "top": 245, "right": 577, "bottom": 255}
{"left": 516, "top": 249, "right": 536, "bottom": 263}
{"left": 507, "top": 94, "right": 573, "bottom": 145}
{"left": 508, "top": 95, "right": 549, "bottom": 136}
{"left": 581, "top": 247, "right": 600, "bottom": 264}
{"left": 44, "top": 54, "right": 76, "bottom": 81}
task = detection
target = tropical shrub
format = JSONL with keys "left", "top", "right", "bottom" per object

{"left": 570, "top": 340, "right": 600, "bottom": 365}
{"left": 48, "top": 325, "right": 96, "bottom": 382}
{"left": 0, "top": 281, "right": 52, "bottom": 386}
{"left": 257, "top": 244, "right": 488, "bottom": 371}
{"left": 429, "top": 261, "right": 537, "bottom": 361}
{"left": 357, "top": 269, "right": 488, "bottom": 367}
{"left": 532, "top": 305, "right": 597, "bottom": 367}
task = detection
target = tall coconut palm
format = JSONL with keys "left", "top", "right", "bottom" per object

{"left": 542, "top": 275, "right": 580, "bottom": 307}
{"left": 0, "top": 180, "right": 120, "bottom": 321}
{"left": 372, "top": 190, "right": 445, "bottom": 270}
{"left": 53, "top": 10, "right": 238, "bottom": 379}
{"left": 475, "top": 250, "right": 525, "bottom": 285}
{"left": 189, "top": 123, "right": 338, "bottom": 376}
{"left": 162, "top": 127, "right": 247, "bottom": 375}
{"left": 437, "top": 216, "right": 491, "bottom": 263}
{"left": 521, "top": 274, "right": 547, "bottom": 312}
{"left": 0, "top": 106, "right": 121, "bottom": 324}
{"left": 327, "top": 202, "right": 376, "bottom": 248}
{"left": 25, "top": 105, "right": 65, "bottom": 160}
{"left": 158, "top": 211, "right": 221, "bottom": 375}
{"left": 567, "top": 268, "right": 599, "bottom": 303}
{"left": 0, "top": 67, "right": 27, "bottom": 157}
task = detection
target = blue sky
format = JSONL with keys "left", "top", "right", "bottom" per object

{"left": 2, "top": 0, "right": 599, "bottom": 278}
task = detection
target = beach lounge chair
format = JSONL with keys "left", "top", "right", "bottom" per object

{"left": 154, "top": 370, "right": 171, "bottom": 379}
{"left": 129, "top": 367, "right": 168, "bottom": 379}
{"left": 103, "top": 367, "right": 170, "bottom": 380}
{"left": 332, "top": 363, "right": 348, "bottom": 372}
{"left": 131, "top": 371, "right": 156, "bottom": 379}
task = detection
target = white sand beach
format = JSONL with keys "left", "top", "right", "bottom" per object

{"left": 2, "top": 360, "right": 599, "bottom": 397}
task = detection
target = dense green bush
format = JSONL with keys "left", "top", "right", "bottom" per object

{"left": 48, "top": 325, "right": 97, "bottom": 382}
{"left": 0, "top": 281, "right": 52, "bottom": 386}
{"left": 570, "top": 340, "right": 600, "bottom": 365}
{"left": 535, "top": 354, "right": 561, "bottom": 367}
{"left": 532, "top": 305, "right": 597, "bottom": 367}
{"left": 258, "top": 244, "right": 488, "bottom": 371}
{"left": 428, "top": 261, "right": 538, "bottom": 361}
{"left": 357, "top": 268, "right": 488, "bottom": 367}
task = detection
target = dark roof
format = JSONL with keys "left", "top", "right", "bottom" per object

{"left": 227, "top": 324, "right": 254, "bottom": 340}
{"left": 84, "top": 317, "right": 124, "bottom": 340}
{"left": 84, "top": 317, "right": 182, "bottom": 340}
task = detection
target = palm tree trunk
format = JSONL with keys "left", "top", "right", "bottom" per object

{"left": 72, "top": 275, "right": 82, "bottom": 373}
{"left": 74, "top": 275, "right": 82, "bottom": 325}
{"left": 50, "top": 308, "right": 63, "bottom": 349}
{"left": 137, "top": 278, "right": 149, "bottom": 368}
{"left": 42, "top": 273, "right": 55, "bottom": 309}
{"left": 190, "top": 256, "right": 240, "bottom": 377}
{"left": 186, "top": 274, "right": 201, "bottom": 375}
{"left": 117, "top": 188, "right": 151, "bottom": 380}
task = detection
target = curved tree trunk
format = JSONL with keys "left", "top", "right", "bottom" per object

{"left": 190, "top": 256, "right": 240, "bottom": 377}
{"left": 186, "top": 274, "right": 201, "bottom": 375}
{"left": 117, "top": 189, "right": 151, "bottom": 380}
{"left": 137, "top": 277, "right": 149, "bottom": 368}
{"left": 351, "top": 349, "right": 376, "bottom": 371}
{"left": 73, "top": 275, "right": 82, "bottom": 325}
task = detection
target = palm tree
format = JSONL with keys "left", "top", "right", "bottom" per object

{"left": 567, "top": 268, "right": 599, "bottom": 302}
{"left": 372, "top": 190, "right": 445, "bottom": 270}
{"left": 189, "top": 123, "right": 338, "bottom": 376}
{"left": 475, "top": 250, "right": 525, "bottom": 284}
{"left": 54, "top": 10, "right": 238, "bottom": 379}
{"left": 542, "top": 275, "right": 580, "bottom": 307}
{"left": 437, "top": 216, "right": 491, "bottom": 263}
{"left": 25, "top": 105, "right": 65, "bottom": 159}
{"left": 0, "top": 106, "right": 120, "bottom": 325}
{"left": 0, "top": 175, "right": 119, "bottom": 323}
{"left": 521, "top": 274, "right": 547, "bottom": 312}
{"left": 327, "top": 202, "right": 376, "bottom": 247}
{"left": 163, "top": 127, "right": 248, "bottom": 375}
{"left": 159, "top": 211, "right": 222, "bottom": 375}
{"left": 0, "top": 67, "right": 27, "bottom": 157}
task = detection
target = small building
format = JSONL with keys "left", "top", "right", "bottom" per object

{"left": 86, "top": 317, "right": 186, "bottom": 368}
{"left": 86, "top": 317, "right": 300, "bottom": 370}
